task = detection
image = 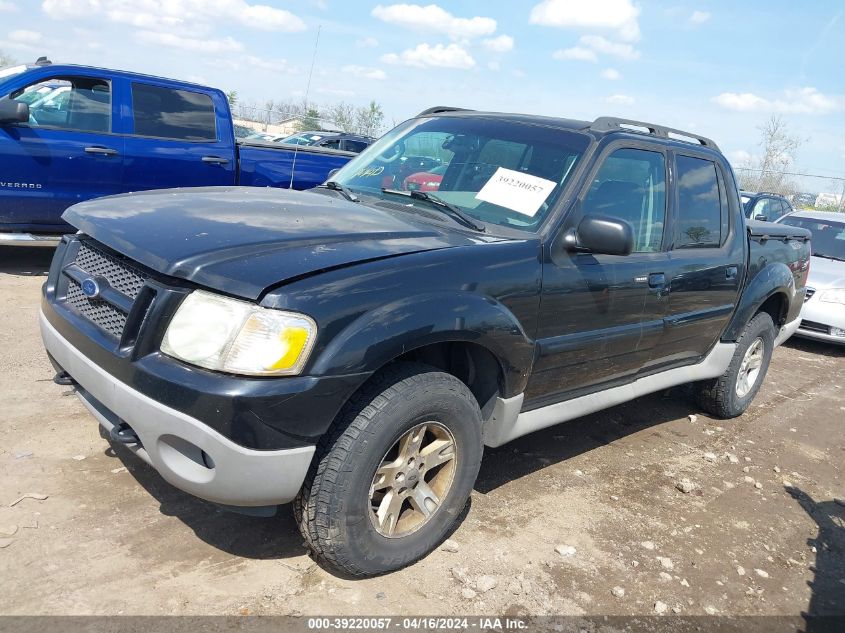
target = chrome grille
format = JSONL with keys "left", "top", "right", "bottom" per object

{"left": 75, "top": 241, "right": 148, "bottom": 300}
{"left": 66, "top": 278, "right": 127, "bottom": 337}
{"left": 804, "top": 287, "right": 815, "bottom": 303}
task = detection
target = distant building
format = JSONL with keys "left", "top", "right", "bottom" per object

{"left": 815, "top": 192, "right": 843, "bottom": 208}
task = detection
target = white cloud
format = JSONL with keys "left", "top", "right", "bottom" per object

{"left": 601, "top": 68, "right": 621, "bottom": 80}
{"left": 9, "top": 30, "right": 42, "bottom": 44}
{"left": 483, "top": 34, "right": 514, "bottom": 53}
{"left": 239, "top": 55, "right": 296, "bottom": 73}
{"left": 604, "top": 94, "right": 635, "bottom": 105}
{"left": 372, "top": 4, "right": 496, "bottom": 40}
{"left": 356, "top": 36, "right": 379, "bottom": 48}
{"left": 42, "top": 0, "right": 306, "bottom": 33}
{"left": 579, "top": 35, "right": 640, "bottom": 60}
{"left": 711, "top": 87, "right": 840, "bottom": 114}
{"left": 342, "top": 65, "right": 387, "bottom": 80}
{"left": 529, "top": 0, "right": 641, "bottom": 41}
{"left": 136, "top": 30, "right": 243, "bottom": 53}
{"left": 729, "top": 149, "right": 753, "bottom": 166}
{"left": 381, "top": 42, "right": 476, "bottom": 69}
{"left": 317, "top": 87, "right": 355, "bottom": 97}
{"left": 689, "top": 10, "right": 711, "bottom": 25}
{"left": 553, "top": 47, "right": 597, "bottom": 62}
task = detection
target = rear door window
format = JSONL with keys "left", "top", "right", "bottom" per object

{"left": 131, "top": 83, "right": 217, "bottom": 141}
{"left": 674, "top": 155, "right": 723, "bottom": 248}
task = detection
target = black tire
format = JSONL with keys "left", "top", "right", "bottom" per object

{"left": 695, "top": 312, "right": 776, "bottom": 418}
{"left": 293, "top": 362, "right": 483, "bottom": 577}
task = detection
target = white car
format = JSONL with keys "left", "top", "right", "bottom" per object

{"left": 777, "top": 210, "right": 845, "bottom": 344}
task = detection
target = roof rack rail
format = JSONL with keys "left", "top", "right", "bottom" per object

{"left": 755, "top": 191, "right": 785, "bottom": 197}
{"left": 591, "top": 116, "right": 719, "bottom": 151}
{"left": 416, "top": 106, "right": 473, "bottom": 117}
{"left": 34, "top": 56, "right": 52, "bottom": 66}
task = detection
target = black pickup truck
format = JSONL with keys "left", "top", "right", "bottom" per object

{"left": 40, "top": 109, "right": 811, "bottom": 577}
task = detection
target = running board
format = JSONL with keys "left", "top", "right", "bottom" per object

{"left": 483, "top": 343, "right": 737, "bottom": 447}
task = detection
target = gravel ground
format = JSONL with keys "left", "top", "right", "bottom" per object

{"left": 1, "top": 246, "right": 843, "bottom": 619}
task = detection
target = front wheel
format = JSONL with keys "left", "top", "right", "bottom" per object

{"left": 695, "top": 312, "right": 775, "bottom": 418}
{"left": 293, "top": 362, "right": 483, "bottom": 577}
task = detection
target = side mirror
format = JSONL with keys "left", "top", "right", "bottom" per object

{"left": 566, "top": 214, "right": 635, "bottom": 256}
{"left": 754, "top": 214, "right": 768, "bottom": 222}
{"left": 0, "top": 100, "right": 29, "bottom": 124}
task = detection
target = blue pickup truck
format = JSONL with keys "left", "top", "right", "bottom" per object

{"left": 0, "top": 59, "right": 355, "bottom": 244}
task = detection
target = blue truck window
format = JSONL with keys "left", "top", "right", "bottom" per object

{"left": 675, "top": 155, "right": 722, "bottom": 248}
{"left": 6, "top": 76, "right": 110, "bottom": 133}
{"left": 131, "top": 83, "right": 216, "bottom": 141}
{"left": 583, "top": 148, "right": 667, "bottom": 253}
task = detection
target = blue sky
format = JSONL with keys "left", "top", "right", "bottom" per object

{"left": 1, "top": 0, "right": 843, "bottom": 181}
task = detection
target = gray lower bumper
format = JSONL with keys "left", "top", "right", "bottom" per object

{"left": 0, "top": 232, "right": 61, "bottom": 246}
{"left": 40, "top": 311, "right": 315, "bottom": 507}
{"left": 774, "top": 316, "right": 802, "bottom": 347}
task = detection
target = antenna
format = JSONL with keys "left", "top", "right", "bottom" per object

{"left": 289, "top": 25, "right": 321, "bottom": 189}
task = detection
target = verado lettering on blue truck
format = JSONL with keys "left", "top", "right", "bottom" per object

{"left": 0, "top": 60, "right": 356, "bottom": 244}
{"left": 40, "top": 107, "right": 811, "bottom": 578}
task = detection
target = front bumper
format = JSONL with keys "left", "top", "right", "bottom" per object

{"left": 0, "top": 232, "right": 61, "bottom": 246}
{"left": 795, "top": 295, "right": 845, "bottom": 345}
{"left": 40, "top": 311, "right": 315, "bottom": 506}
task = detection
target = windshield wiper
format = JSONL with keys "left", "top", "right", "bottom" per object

{"left": 318, "top": 180, "right": 359, "bottom": 202}
{"left": 381, "top": 188, "right": 485, "bottom": 232}
{"left": 814, "top": 253, "right": 845, "bottom": 262}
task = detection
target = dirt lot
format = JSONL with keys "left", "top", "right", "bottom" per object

{"left": 1, "top": 246, "right": 843, "bottom": 619}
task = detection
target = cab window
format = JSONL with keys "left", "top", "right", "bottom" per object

{"left": 131, "top": 83, "right": 216, "bottom": 141}
{"left": 583, "top": 148, "right": 667, "bottom": 252}
{"left": 675, "top": 155, "right": 722, "bottom": 248}
{"left": 3, "top": 76, "right": 111, "bottom": 133}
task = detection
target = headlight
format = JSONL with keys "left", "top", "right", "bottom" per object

{"left": 161, "top": 290, "right": 317, "bottom": 376}
{"left": 819, "top": 288, "right": 845, "bottom": 305}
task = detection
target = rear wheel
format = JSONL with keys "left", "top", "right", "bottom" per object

{"left": 695, "top": 312, "right": 775, "bottom": 418}
{"left": 293, "top": 362, "right": 483, "bottom": 577}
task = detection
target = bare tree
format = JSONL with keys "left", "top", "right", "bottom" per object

{"left": 0, "top": 50, "right": 16, "bottom": 67}
{"left": 355, "top": 100, "right": 385, "bottom": 138}
{"left": 744, "top": 115, "right": 804, "bottom": 194}
{"left": 325, "top": 102, "right": 355, "bottom": 133}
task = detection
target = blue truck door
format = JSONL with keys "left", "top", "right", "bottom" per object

{"left": 0, "top": 74, "right": 123, "bottom": 232}
{"left": 121, "top": 81, "right": 235, "bottom": 191}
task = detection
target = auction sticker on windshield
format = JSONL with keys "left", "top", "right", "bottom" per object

{"left": 474, "top": 167, "right": 557, "bottom": 217}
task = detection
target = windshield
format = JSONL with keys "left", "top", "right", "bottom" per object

{"left": 329, "top": 116, "right": 590, "bottom": 232}
{"left": 282, "top": 133, "right": 325, "bottom": 145}
{"left": 780, "top": 216, "right": 845, "bottom": 260}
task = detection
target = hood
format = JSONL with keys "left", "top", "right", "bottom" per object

{"left": 64, "top": 187, "right": 488, "bottom": 300}
{"left": 808, "top": 255, "right": 845, "bottom": 290}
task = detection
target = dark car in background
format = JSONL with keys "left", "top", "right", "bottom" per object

{"left": 741, "top": 191, "right": 794, "bottom": 222}
{"left": 279, "top": 131, "right": 375, "bottom": 153}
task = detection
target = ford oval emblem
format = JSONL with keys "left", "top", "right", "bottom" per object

{"left": 81, "top": 278, "right": 100, "bottom": 299}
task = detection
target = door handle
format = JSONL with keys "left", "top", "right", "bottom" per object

{"left": 202, "top": 155, "right": 230, "bottom": 165}
{"left": 726, "top": 266, "right": 738, "bottom": 280}
{"left": 648, "top": 272, "right": 666, "bottom": 288}
{"left": 84, "top": 146, "right": 118, "bottom": 156}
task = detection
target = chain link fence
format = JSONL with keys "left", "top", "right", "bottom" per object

{"left": 230, "top": 101, "right": 385, "bottom": 139}
{"left": 733, "top": 167, "right": 845, "bottom": 212}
